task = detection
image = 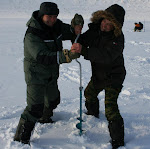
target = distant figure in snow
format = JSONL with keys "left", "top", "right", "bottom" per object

{"left": 134, "top": 22, "right": 143, "bottom": 32}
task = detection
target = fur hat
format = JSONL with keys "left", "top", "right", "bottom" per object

{"left": 38, "top": 2, "right": 59, "bottom": 18}
{"left": 91, "top": 4, "right": 125, "bottom": 37}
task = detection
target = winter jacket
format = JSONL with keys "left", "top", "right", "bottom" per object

{"left": 78, "top": 4, "right": 126, "bottom": 89}
{"left": 135, "top": 24, "right": 141, "bottom": 28}
{"left": 24, "top": 11, "right": 75, "bottom": 85}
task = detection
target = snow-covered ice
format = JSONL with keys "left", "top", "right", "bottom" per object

{"left": 0, "top": 0, "right": 150, "bottom": 149}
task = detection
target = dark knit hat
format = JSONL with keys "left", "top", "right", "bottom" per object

{"left": 38, "top": 2, "right": 59, "bottom": 17}
{"left": 71, "top": 13, "right": 84, "bottom": 27}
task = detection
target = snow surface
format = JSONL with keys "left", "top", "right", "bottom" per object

{"left": 0, "top": 0, "right": 150, "bottom": 149}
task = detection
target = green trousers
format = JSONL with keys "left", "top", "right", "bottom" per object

{"left": 84, "top": 80, "right": 123, "bottom": 121}
{"left": 21, "top": 79, "right": 60, "bottom": 123}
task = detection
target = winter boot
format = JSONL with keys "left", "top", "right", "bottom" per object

{"left": 108, "top": 118, "right": 124, "bottom": 149}
{"left": 85, "top": 100, "right": 99, "bottom": 118}
{"left": 38, "top": 106, "right": 54, "bottom": 124}
{"left": 14, "top": 118, "right": 35, "bottom": 144}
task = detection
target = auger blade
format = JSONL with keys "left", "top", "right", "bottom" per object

{"left": 77, "top": 117, "right": 84, "bottom": 122}
{"left": 76, "top": 123, "right": 82, "bottom": 130}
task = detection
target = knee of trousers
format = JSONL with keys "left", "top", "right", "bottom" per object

{"left": 84, "top": 88, "right": 89, "bottom": 99}
{"left": 29, "top": 103, "right": 44, "bottom": 119}
{"left": 84, "top": 87, "right": 95, "bottom": 99}
{"left": 105, "top": 105, "right": 122, "bottom": 121}
{"left": 84, "top": 89, "right": 99, "bottom": 103}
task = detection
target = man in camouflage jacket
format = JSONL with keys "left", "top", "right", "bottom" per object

{"left": 72, "top": 4, "right": 126, "bottom": 149}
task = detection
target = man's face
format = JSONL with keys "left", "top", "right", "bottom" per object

{"left": 74, "top": 25, "right": 83, "bottom": 35}
{"left": 100, "top": 19, "right": 114, "bottom": 32}
{"left": 42, "top": 15, "right": 57, "bottom": 27}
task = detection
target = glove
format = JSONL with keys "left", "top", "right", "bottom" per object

{"left": 71, "top": 13, "right": 84, "bottom": 28}
{"left": 69, "top": 50, "right": 80, "bottom": 59}
{"left": 63, "top": 49, "right": 80, "bottom": 63}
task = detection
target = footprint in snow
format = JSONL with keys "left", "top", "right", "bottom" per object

{"left": 60, "top": 66, "right": 80, "bottom": 83}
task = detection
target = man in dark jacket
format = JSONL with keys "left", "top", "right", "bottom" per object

{"left": 72, "top": 4, "right": 126, "bottom": 149}
{"left": 14, "top": 2, "right": 84, "bottom": 144}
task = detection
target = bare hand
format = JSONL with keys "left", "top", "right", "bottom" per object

{"left": 71, "top": 43, "right": 82, "bottom": 53}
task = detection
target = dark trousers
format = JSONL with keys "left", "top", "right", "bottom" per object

{"left": 21, "top": 79, "right": 60, "bottom": 123}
